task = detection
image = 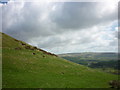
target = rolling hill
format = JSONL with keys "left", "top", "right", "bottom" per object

{"left": 1, "top": 32, "right": 119, "bottom": 88}
{"left": 58, "top": 53, "right": 118, "bottom": 61}
{"left": 58, "top": 53, "right": 119, "bottom": 68}
{"left": 58, "top": 53, "right": 119, "bottom": 74}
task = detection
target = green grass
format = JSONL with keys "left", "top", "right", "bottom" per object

{"left": 1, "top": 32, "right": 118, "bottom": 88}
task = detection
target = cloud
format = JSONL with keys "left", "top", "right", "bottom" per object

{"left": 50, "top": 2, "right": 117, "bottom": 29}
{"left": 2, "top": 1, "right": 118, "bottom": 54}
{"left": 2, "top": 2, "right": 55, "bottom": 41}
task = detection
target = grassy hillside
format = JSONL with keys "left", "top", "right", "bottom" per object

{"left": 2, "top": 32, "right": 119, "bottom": 88}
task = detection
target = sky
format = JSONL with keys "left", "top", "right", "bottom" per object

{"left": 0, "top": 0, "right": 119, "bottom": 54}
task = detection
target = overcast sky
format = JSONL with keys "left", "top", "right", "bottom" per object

{"left": 1, "top": 0, "right": 119, "bottom": 54}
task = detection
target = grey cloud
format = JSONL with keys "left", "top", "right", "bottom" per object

{"left": 31, "top": 34, "right": 73, "bottom": 49}
{"left": 2, "top": 2, "right": 118, "bottom": 53}
{"left": 50, "top": 2, "right": 117, "bottom": 29}
{"left": 2, "top": 2, "right": 55, "bottom": 42}
{"left": 114, "top": 29, "right": 120, "bottom": 39}
{"left": 118, "top": 2, "right": 120, "bottom": 26}
{"left": 118, "top": 30, "right": 120, "bottom": 39}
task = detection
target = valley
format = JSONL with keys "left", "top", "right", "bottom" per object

{"left": 59, "top": 53, "right": 119, "bottom": 75}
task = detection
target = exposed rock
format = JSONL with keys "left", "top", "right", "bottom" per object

{"left": 109, "top": 80, "right": 120, "bottom": 88}
{"left": 21, "top": 43, "right": 26, "bottom": 46}
{"left": 25, "top": 46, "right": 31, "bottom": 49}
{"left": 32, "top": 53, "right": 36, "bottom": 55}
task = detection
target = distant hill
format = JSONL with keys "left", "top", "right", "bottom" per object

{"left": 58, "top": 53, "right": 119, "bottom": 74}
{"left": 1, "top": 32, "right": 118, "bottom": 88}
{"left": 58, "top": 52, "right": 118, "bottom": 61}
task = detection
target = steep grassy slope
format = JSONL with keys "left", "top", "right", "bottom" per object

{"left": 2, "top": 32, "right": 118, "bottom": 88}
